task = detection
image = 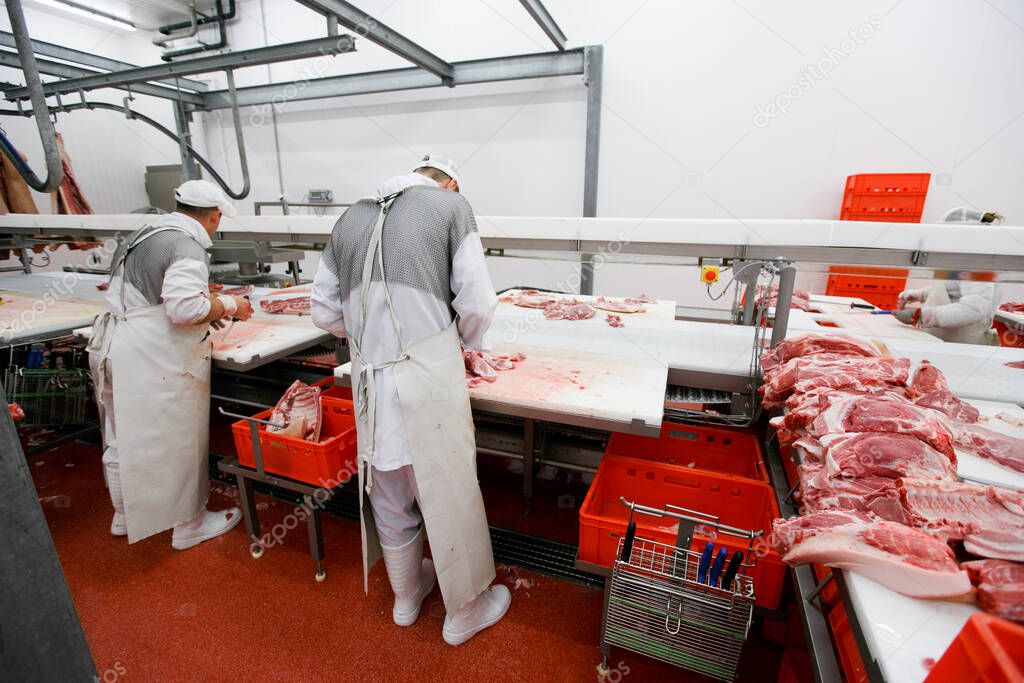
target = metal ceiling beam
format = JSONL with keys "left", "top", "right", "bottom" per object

{"left": 200, "top": 47, "right": 585, "bottom": 109}
{"left": 0, "top": 50, "right": 205, "bottom": 106}
{"left": 294, "top": 0, "right": 453, "bottom": 82}
{"left": 3, "top": 35, "right": 356, "bottom": 101}
{"left": 518, "top": 0, "right": 567, "bottom": 50}
{"left": 0, "top": 31, "right": 209, "bottom": 91}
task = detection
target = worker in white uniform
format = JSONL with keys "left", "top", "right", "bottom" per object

{"left": 87, "top": 180, "right": 253, "bottom": 549}
{"left": 894, "top": 207, "right": 1002, "bottom": 345}
{"left": 310, "top": 155, "right": 511, "bottom": 645}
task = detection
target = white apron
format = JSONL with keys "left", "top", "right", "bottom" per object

{"left": 921, "top": 282, "right": 998, "bottom": 345}
{"left": 351, "top": 193, "right": 495, "bottom": 613}
{"left": 87, "top": 226, "right": 212, "bottom": 543}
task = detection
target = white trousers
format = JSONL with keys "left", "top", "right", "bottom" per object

{"left": 368, "top": 465, "right": 423, "bottom": 548}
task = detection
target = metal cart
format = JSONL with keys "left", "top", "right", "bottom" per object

{"left": 3, "top": 367, "right": 89, "bottom": 427}
{"left": 215, "top": 406, "right": 352, "bottom": 582}
{"left": 600, "top": 498, "right": 762, "bottom": 682}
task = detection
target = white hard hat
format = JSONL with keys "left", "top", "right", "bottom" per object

{"left": 174, "top": 179, "right": 237, "bottom": 217}
{"left": 414, "top": 154, "right": 462, "bottom": 188}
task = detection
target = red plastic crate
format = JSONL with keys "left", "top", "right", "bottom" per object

{"left": 829, "top": 604, "right": 870, "bottom": 683}
{"left": 605, "top": 422, "right": 769, "bottom": 484}
{"left": 777, "top": 648, "right": 814, "bottom": 683}
{"left": 578, "top": 454, "right": 785, "bottom": 609}
{"left": 926, "top": 613, "right": 1024, "bottom": 683}
{"left": 826, "top": 266, "right": 908, "bottom": 310}
{"left": 840, "top": 173, "right": 930, "bottom": 223}
{"left": 232, "top": 396, "right": 358, "bottom": 487}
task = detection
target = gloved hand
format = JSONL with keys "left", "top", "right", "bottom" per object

{"left": 892, "top": 308, "right": 920, "bottom": 326}
{"left": 898, "top": 288, "right": 928, "bottom": 308}
{"left": 232, "top": 295, "right": 254, "bottom": 321}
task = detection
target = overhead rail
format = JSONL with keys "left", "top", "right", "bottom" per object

{"left": 518, "top": 0, "right": 567, "bottom": 50}
{"left": 294, "top": 0, "right": 454, "bottom": 83}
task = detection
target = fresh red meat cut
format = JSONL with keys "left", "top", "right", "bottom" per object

{"left": 464, "top": 351, "right": 496, "bottom": 380}
{"left": 885, "top": 478, "right": 1024, "bottom": 561}
{"left": 501, "top": 290, "right": 560, "bottom": 309}
{"left": 761, "top": 354, "right": 909, "bottom": 407}
{"left": 961, "top": 559, "right": 1024, "bottom": 623}
{"left": 797, "top": 463, "right": 904, "bottom": 519}
{"left": 806, "top": 393, "right": 956, "bottom": 460}
{"left": 999, "top": 302, "right": 1024, "bottom": 314}
{"left": 464, "top": 350, "right": 526, "bottom": 386}
{"left": 267, "top": 380, "right": 322, "bottom": 441}
{"left": 625, "top": 295, "right": 656, "bottom": 304}
{"left": 260, "top": 296, "right": 311, "bottom": 315}
{"left": 770, "top": 510, "right": 971, "bottom": 598}
{"left": 954, "top": 423, "right": 1024, "bottom": 475}
{"left": 605, "top": 314, "right": 624, "bottom": 328}
{"left": 1007, "top": 361, "right": 1024, "bottom": 370}
{"left": 593, "top": 296, "right": 645, "bottom": 314}
{"left": 772, "top": 388, "right": 910, "bottom": 432}
{"left": 804, "top": 432, "right": 957, "bottom": 481}
{"left": 754, "top": 284, "right": 812, "bottom": 312}
{"left": 223, "top": 284, "right": 255, "bottom": 296}
{"left": 543, "top": 302, "right": 596, "bottom": 320}
{"left": 760, "top": 332, "right": 881, "bottom": 372}
{"left": 906, "top": 361, "right": 980, "bottom": 423}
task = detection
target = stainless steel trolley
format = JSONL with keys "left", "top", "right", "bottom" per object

{"left": 3, "top": 367, "right": 89, "bottom": 427}
{"left": 600, "top": 497, "right": 762, "bottom": 682}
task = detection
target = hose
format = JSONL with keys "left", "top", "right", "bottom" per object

{"left": 2, "top": 0, "right": 63, "bottom": 192}
{"left": 0, "top": 101, "right": 240, "bottom": 198}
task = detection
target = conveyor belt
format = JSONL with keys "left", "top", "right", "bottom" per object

{"left": 665, "top": 385, "right": 732, "bottom": 404}
{"left": 209, "top": 454, "right": 604, "bottom": 588}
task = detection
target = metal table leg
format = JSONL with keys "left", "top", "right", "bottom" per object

{"left": 304, "top": 493, "right": 327, "bottom": 582}
{"left": 522, "top": 418, "right": 535, "bottom": 516}
{"left": 235, "top": 473, "right": 263, "bottom": 558}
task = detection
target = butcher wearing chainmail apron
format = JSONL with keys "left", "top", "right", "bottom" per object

{"left": 310, "top": 155, "right": 510, "bottom": 645}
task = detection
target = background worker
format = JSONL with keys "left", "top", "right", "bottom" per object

{"left": 88, "top": 180, "right": 253, "bottom": 548}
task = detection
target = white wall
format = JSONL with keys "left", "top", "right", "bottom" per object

{"left": 3, "top": 0, "right": 1023, "bottom": 304}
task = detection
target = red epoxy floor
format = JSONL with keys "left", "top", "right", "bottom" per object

{"left": 31, "top": 439, "right": 782, "bottom": 682}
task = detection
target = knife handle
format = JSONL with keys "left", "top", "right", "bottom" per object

{"left": 620, "top": 520, "right": 636, "bottom": 563}
{"left": 697, "top": 542, "right": 714, "bottom": 584}
{"left": 709, "top": 547, "right": 728, "bottom": 586}
{"left": 721, "top": 551, "right": 744, "bottom": 591}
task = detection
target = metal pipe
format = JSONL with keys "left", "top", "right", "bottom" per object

{"left": 740, "top": 282, "right": 757, "bottom": 324}
{"left": 173, "top": 96, "right": 200, "bottom": 180}
{"left": 770, "top": 263, "right": 797, "bottom": 347}
{"left": 2, "top": 0, "right": 62, "bottom": 192}
{"left": 579, "top": 45, "right": 603, "bottom": 296}
{"left": 222, "top": 69, "right": 251, "bottom": 200}
{"left": 154, "top": 2, "right": 198, "bottom": 46}
{"left": 162, "top": 0, "right": 228, "bottom": 61}
{"left": 160, "top": 0, "right": 236, "bottom": 35}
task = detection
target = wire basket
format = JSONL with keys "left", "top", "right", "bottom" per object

{"left": 602, "top": 499, "right": 759, "bottom": 681}
{"left": 3, "top": 367, "right": 89, "bottom": 427}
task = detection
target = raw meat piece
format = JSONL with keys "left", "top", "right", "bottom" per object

{"left": 809, "top": 432, "right": 957, "bottom": 481}
{"left": 267, "top": 380, "right": 322, "bottom": 442}
{"left": 500, "top": 290, "right": 561, "bottom": 309}
{"left": 605, "top": 314, "right": 623, "bottom": 328}
{"left": 906, "top": 361, "right": 980, "bottom": 423}
{"left": 997, "top": 412, "right": 1024, "bottom": 428}
{"left": 1007, "top": 361, "right": 1024, "bottom": 370}
{"left": 50, "top": 132, "right": 93, "bottom": 215}
{"left": 593, "top": 296, "right": 645, "bottom": 314}
{"left": 464, "top": 351, "right": 496, "bottom": 380}
{"left": 954, "top": 423, "right": 1024, "bottom": 475}
{"left": 467, "top": 376, "right": 495, "bottom": 388}
{"left": 8, "top": 403, "right": 23, "bottom": 420}
{"left": 1000, "top": 302, "right": 1024, "bottom": 314}
{"left": 223, "top": 285, "right": 255, "bottom": 296}
{"left": 771, "top": 510, "right": 971, "bottom": 598}
{"left": 543, "top": 302, "right": 595, "bottom": 320}
{"left": 626, "top": 295, "right": 657, "bottom": 304}
{"left": 773, "top": 388, "right": 909, "bottom": 432}
{"left": 889, "top": 478, "right": 1024, "bottom": 561}
{"left": 761, "top": 354, "right": 909, "bottom": 407}
{"left": 208, "top": 283, "right": 224, "bottom": 293}
{"left": 260, "top": 296, "right": 311, "bottom": 315}
{"left": 760, "top": 332, "right": 881, "bottom": 372}
{"left": 797, "top": 463, "right": 904, "bottom": 519}
{"left": 961, "top": 559, "right": 1024, "bottom": 622}
{"left": 806, "top": 393, "right": 956, "bottom": 460}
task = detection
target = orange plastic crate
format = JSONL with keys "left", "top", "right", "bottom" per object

{"left": 777, "top": 648, "right": 814, "bottom": 683}
{"left": 578, "top": 454, "right": 785, "bottom": 609}
{"left": 840, "top": 173, "right": 930, "bottom": 223}
{"left": 232, "top": 396, "right": 358, "bottom": 487}
{"left": 826, "top": 266, "right": 908, "bottom": 310}
{"left": 605, "top": 422, "right": 769, "bottom": 483}
{"left": 927, "top": 613, "right": 1024, "bottom": 683}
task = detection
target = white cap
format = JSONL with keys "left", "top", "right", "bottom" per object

{"left": 414, "top": 154, "right": 462, "bottom": 189}
{"left": 174, "top": 179, "right": 237, "bottom": 217}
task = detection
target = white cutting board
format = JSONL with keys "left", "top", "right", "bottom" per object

{"left": 843, "top": 571, "right": 976, "bottom": 683}
{"left": 956, "top": 400, "right": 1024, "bottom": 490}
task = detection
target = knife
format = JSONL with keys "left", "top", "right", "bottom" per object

{"left": 709, "top": 547, "right": 728, "bottom": 586}
{"left": 697, "top": 542, "right": 714, "bottom": 584}
{"left": 721, "top": 551, "right": 744, "bottom": 591}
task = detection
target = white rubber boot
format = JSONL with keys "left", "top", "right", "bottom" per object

{"left": 380, "top": 530, "right": 436, "bottom": 626}
{"left": 442, "top": 585, "right": 512, "bottom": 646}
{"left": 104, "top": 461, "right": 127, "bottom": 537}
{"left": 171, "top": 508, "right": 242, "bottom": 550}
